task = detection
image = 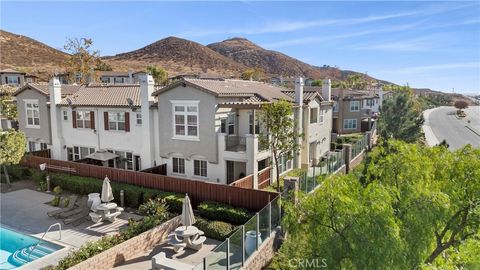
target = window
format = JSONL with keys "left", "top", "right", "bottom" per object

{"left": 343, "top": 119, "right": 358, "bottom": 130}
{"left": 109, "top": 112, "right": 125, "bottom": 131}
{"left": 172, "top": 102, "right": 199, "bottom": 139}
{"left": 76, "top": 111, "right": 91, "bottom": 128}
{"left": 7, "top": 76, "right": 19, "bottom": 85}
{"left": 227, "top": 113, "right": 235, "bottom": 135}
{"left": 101, "top": 77, "right": 110, "bottom": 83}
{"left": 350, "top": 101, "right": 360, "bottom": 112}
{"left": 194, "top": 160, "right": 207, "bottom": 177}
{"left": 319, "top": 109, "right": 324, "bottom": 124}
{"left": 63, "top": 110, "right": 68, "bottom": 121}
{"left": 67, "top": 147, "right": 73, "bottom": 161}
{"left": 249, "top": 114, "right": 260, "bottom": 134}
{"left": 333, "top": 102, "right": 339, "bottom": 112}
{"left": 278, "top": 153, "right": 293, "bottom": 174}
{"left": 40, "top": 143, "right": 47, "bottom": 150}
{"left": 136, "top": 113, "right": 142, "bottom": 125}
{"left": 366, "top": 99, "right": 373, "bottom": 106}
{"left": 28, "top": 141, "right": 36, "bottom": 152}
{"left": 126, "top": 152, "right": 133, "bottom": 170}
{"left": 220, "top": 118, "right": 226, "bottom": 133}
{"left": 73, "top": 146, "right": 95, "bottom": 160}
{"left": 114, "top": 77, "right": 125, "bottom": 84}
{"left": 310, "top": 108, "right": 318, "bottom": 124}
{"left": 25, "top": 100, "right": 40, "bottom": 128}
{"left": 172, "top": 157, "right": 185, "bottom": 174}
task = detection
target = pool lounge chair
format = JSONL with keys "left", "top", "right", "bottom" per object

{"left": 57, "top": 197, "right": 88, "bottom": 219}
{"left": 63, "top": 207, "right": 90, "bottom": 226}
{"left": 47, "top": 195, "right": 78, "bottom": 217}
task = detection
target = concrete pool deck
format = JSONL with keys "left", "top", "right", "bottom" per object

{"left": 0, "top": 189, "right": 141, "bottom": 269}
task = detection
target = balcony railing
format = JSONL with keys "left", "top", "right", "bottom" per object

{"left": 225, "top": 135, "right": 247, "bottom": 152}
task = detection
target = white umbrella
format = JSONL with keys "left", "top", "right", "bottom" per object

{"left": 101, "top": 176, "right": 114, "bottom": 203}
{"left": 181, "top": 194, "right": 195, "bottom": 227}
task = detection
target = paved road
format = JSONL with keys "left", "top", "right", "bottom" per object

{"left": 424, "top": 106, "right": 480, "bottom": 150}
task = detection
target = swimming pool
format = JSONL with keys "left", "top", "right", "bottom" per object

{"left": 0, "top": 226, "right": 63, "bottom": 269}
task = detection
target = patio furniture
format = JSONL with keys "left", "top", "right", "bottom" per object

{"left": 89, "top": 212, "right": 103, "bottom": 223}
{"left": 174, "top": 226, "right": 206, "bottom": 250}
{"left": 168, "top": 235, "right": 187, "bottom": 253}
{"left": 47, "top": 195, "right": 78, "bottom": 217}
{"left": 188, "top": 235, "right": 206, "bottom": 250}
{"left": 90, "top": 203, "right": 123, "bottom": 223}
{"left": 152, "top": 252, "right": 193, "bottom": 270}
{"left": 57, "top": 197, "right": 88, "bottom": 219}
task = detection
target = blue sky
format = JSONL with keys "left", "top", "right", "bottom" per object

{"left": 1, "top": 1, "right": 479, "bottom": 94}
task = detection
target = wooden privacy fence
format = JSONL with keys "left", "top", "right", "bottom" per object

{"left": 141, "top": 164, "right": 167, "bottom": 175}
{"left": 30, "top": 149, "right": 51, "bottom": 158}
{"left": 257, "top": 167, "right": 271, "bottom": 189}
{"left": 21, "top": 155, "right": 278, "bottom": 211}
{"left": 229, "top": 174, "right": 254, "bottom": 189}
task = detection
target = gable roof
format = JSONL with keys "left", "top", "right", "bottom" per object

{"left": 281, "top": 90, "right": 323, "bottom": 103}
{"left": 331, "top": 88, "right": 379, "bottom": 100}
{"left": 13, "top": 83, "right": 82, "bottom": 97}
{"left": 0, "top": 69, "right": 25, "bottom": 74}
{"left": 152, "top": 78, "right": 293, "bottom": 103}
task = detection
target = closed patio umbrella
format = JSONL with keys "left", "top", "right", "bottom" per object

{"left": 181, "top": 194, "right": 195, "bottom": 227}
{"left": 101, "top": 176, "right": 114, "bottom": 203}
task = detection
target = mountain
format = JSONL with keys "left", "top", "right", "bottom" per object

{"left": 207, "top": 37, "right": 367, "bottom": 81}
{"left": 103, "top": 37, "right": 246, "bottom": 76}
{"left": 0, "top": 29, "right": 68, "bottom": 79}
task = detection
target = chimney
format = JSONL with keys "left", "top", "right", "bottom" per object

{"left": 322, "top": 79, "right": 331, "bottom": 102}
{"left": 128, "top": 69, "right": 133, "bottom": 84}
{"left": 139, "top": 74, "right": 155, "bottom": 170}
{"left": 49, "top": 77, "right": 62, "bottom": 159}
{"left": 295, "top": 77, "right": 304, "bottom": 105}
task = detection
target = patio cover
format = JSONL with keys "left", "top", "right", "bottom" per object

{"left": 85, "top": 149, "right": 119, "bottom": 162}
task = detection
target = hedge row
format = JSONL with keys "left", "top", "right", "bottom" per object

{"left": 194, "top": 217, "right": 236, "bottom": 241}
{"left": 197, "top": 201, "right": 252, "bottom": 225}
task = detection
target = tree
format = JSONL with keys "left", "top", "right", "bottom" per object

{"left": 241, "top": 67, "right": 264, "bottom": 81}
{"left": 272, "top": 141, "right": 480, "bottom": 269}
{"left": 378, "top": 92, "right": 424, "bottom": 143}
{"left": 0, "top": 94, "right": 26, "bottom": 186}
{"left": 258, "top": 100, "right": 302, "bottom": 191}
{"left": 454, "top": 100, "right": 468, "bottom": 111}
{"left": 95, "top": 61, "right": 112, "bottom": 71}
{"left": 146, "top": 66, "right": 168, "bottom": 85}
{"left": 63, "top": 37, "right": 101, "bottom": 84}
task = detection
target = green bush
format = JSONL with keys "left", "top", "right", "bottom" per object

{"left": 194, "top": 217, "right": 236, "bottom": 241}
{"left": 161, "top": 193, "right": 183, "bottom": 214}
{"left": 138, "top": 198, "right": 169, "bottom": 220}
{"left": 53, "top": 186, "right": 62, "bottom": 195}
{"left": 51, "top": 196, "right": 60, "bottom": 207}
{"left": 197, "top": 201, "right": 252, "bottom": 225}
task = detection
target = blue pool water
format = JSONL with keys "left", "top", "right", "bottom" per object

{"left": 0, "top": 226, "right": 63, "bottom": 269}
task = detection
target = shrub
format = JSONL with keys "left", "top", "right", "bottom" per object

{"left": 39, "top": 181, "right": 47, "bottom": 191}
{"left": 51, "top": 196, "right": 60, "bottom": 207}
{"left": 53, "top": 186, "right": 62, "bottom": 195}
{"left": 138, "top": 198, "right": 169, "bottom": 220}
{"left": 197, "top": 201, "right": 252, "bottom": 225}
{"left": 194, "top": 217, "right": 236, "bottom": 241}
{"left": 161, "top": 193, "right": 184, "bottom": 214}
{"left": 61, "top": 197, "right": 70, "bottom": 208}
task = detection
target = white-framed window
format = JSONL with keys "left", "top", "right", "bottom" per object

{"left": 107, "top": 150, "right": 133, "bottom": 170}
{"left": 333, "top": 102, "right": 339, "bottom": 112}
{"left": 25, "top": 100, "right": 40, "bottom": 128}
{"left": 366, "top": 99, "right": 373, "bottom": 107}
{"left": 40, "top": 143, "right": 47, "bottom": 150}
{"left": 126, "top": 152, "right": 133, "bottom": 170}
{"left": 63, "top": 110, "right": 68, "bottom": 121}
{"left": 172, "top": 157, "right": 185, "bottom": 174}
{"left": 101, "top": 77, "right": 110, "bottom": 83}
{"left": 7, "top": 76, "right": 19, "bottom": 85}
{"left": 172, "top": 101, "right": 199, "bottom": 140}
{"left": 227, "top": 113, "right": 235, "bottom": 135}
{"left": 109, "top": 112, "right": 125, "bottom": 131}
{"left": 76, "top": 111, "right": 91, "bottom": 129}
{"left": 343, "top": 119, "right": 358, "bottom": 130}
{"left": 114, "top": 77, "right": 125, "bottom": 84}
{"left": 310, "top": 108, "right": 318, "bottom": 124}
{"left": 278, "top": 152, "right": 293, "bottom": 174}
{"left": 350, "top": 101, "right": 360, "bottom": 112}
{"left": 220, "top": 118, "right": 227, "bottom": 133}
{"left": 249, "top": 113, "right": 260, "bottom": 134}
{"left": 319, "top": 109, "right": 324, "bottom": 124}
{"left": 73, "top": 146, "right": 95, "bottom": 160}
{"left": 28, "top": 141, "right": 36, "bottom": 152}
{"left": 136, "top": 113, "right": 142, "bottom": 125}
{"left": 193, "top": 160, "right": 207, "bottom": 177}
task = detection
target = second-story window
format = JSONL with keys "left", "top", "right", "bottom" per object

{"left": 76, "top": 111, "right": 91, "bottom": 128}
{"left": 25, "top": 100, "right": 40, "bottom": 128}
{"left": 227, "top": 113, "right": 235, "bottom": 135}
{"left": 63, "top": 110, "right": 68, "bottom": 121}
{"left": 7, "top": 76, "right": 19, "bottom": 85}
{"left": 310, "top": 108, "right": 318, "bottom": 123}
{"left": 350, "top": 101, "right": 360, "bottom": 112}
{"left": 136, "top": 113, "right": 142, "bottom": 125}
{"left": 333, "top": 101, "right": 339, "bottom": 112}
{"left": 109, "top": 112, "right": 125, "bottom": 131}
{"left": 249, "top": 114, "right": 260, "bottom": 134}
{"left": 172, "top": 101, "right": 199, "bottom": 139}
{"left": 319, "top": 109, "right": 324, "bottom": 124}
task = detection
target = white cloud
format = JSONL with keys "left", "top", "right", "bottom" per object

{"left": 395, "top": 62, "right": 480, "bottom": 73}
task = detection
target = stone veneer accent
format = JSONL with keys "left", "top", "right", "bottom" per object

{"left": 68, "top": 216, "right": 181, "bottom": 270}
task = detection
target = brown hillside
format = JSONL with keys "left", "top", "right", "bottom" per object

{"left": 0, "top": 29, "right": 68, "bottom": 80}
{"left": 103, "top": 37, "right": 246, "bottom": 76}
{"left": 207, "top": 37, "right": 345, "bottom": 79}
